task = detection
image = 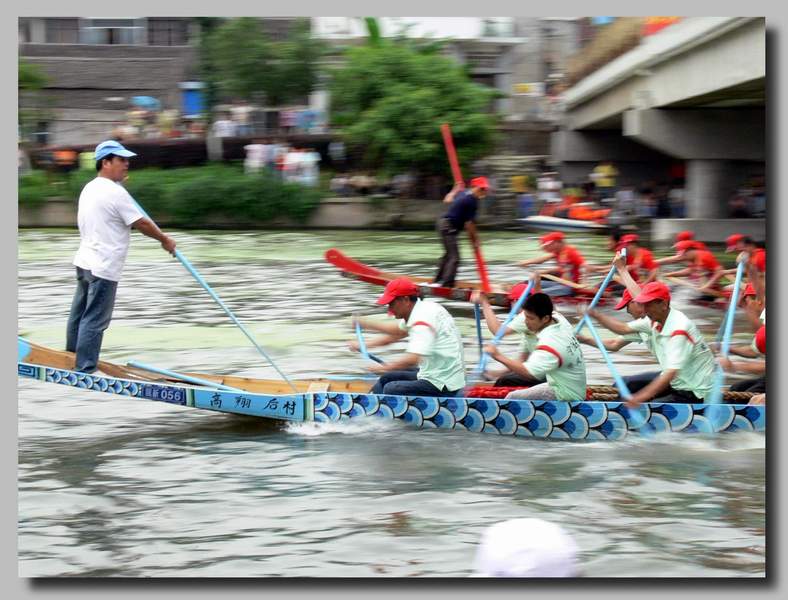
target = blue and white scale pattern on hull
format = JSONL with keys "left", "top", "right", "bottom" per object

{"left": 311, "top": 393, "right": 765, "bottom": 440}
{"left": 18, "top": 362, "right": 765, "bottom": 440}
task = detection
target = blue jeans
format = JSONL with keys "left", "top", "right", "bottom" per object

{"left": 371, "top": 369, "right": 459, "bottom": 397}
{"left": 65, "top": 267, "right": 118, "bottom": 373}
{"left": 540, "top": 280, "right": 574, "bottom": 298}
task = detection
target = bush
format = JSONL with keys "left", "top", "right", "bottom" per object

{"left": 17, "top": 164, "right": 324, "bottom": 227}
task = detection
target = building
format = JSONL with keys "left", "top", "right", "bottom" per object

{"left": 19, "top": 17, "right": 202, "bottom": 145}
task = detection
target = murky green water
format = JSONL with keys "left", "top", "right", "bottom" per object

{"left": 18, "top": 229, "right": 764, "bottom": 577}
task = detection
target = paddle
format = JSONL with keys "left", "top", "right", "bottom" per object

{"left": 663, "top": 276, "right": 728, "bottom": 299}
{"left": 539, "top": 272, "right": 599, "bottom": 293}
{"left": 473, "top": 279, "right": 534, "bottom": 379}
{"left": 577, "top": 316, "right": 651, "bottom": 436}
{"left": 130, "top": 200, "right": 297, "bottom": 392}
{"left": 473, "top": 303, "right": 484, "bottom": 360}
{"left": 574, "top": 248, "right": 626, "bottom": 335}
{"left": 705, "top": 259, "right": 747, "bottom": 414}
{"left": 441, "top": 123, "right": 492, "bottom": 293}
{"left": 355, "top": 321, "right": 384, "bottom": 364}
{"left": 128, "top": 361, "right": 245, "bottom": 392}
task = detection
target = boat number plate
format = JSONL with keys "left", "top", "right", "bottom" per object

{"left": 141, "top": 384, "right": 187, "bottom": 405}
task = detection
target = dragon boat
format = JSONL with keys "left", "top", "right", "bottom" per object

{"left": 18, "top": 337, "right": 765, "bottom": 442}
{"left": 324, "top": 248, "right": 601, "bottom": 307}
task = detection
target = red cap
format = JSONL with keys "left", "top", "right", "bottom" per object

{"left": 675, "top": 231, "right": 695, "bottom": 242}
{"left": 540, "top": 231, "right": 565, "bottom": 246}
{"left": 508, "top": 282, "right": 529, "bottom": 301}
{"left": 620, "top": 234, "right": 639, "bottom": 245}
{"left": 754, "top": 325, "right": 766, "bottom": 355}
{"left": 613, "top": 289, "right": 634, "bottom": 310}
{"left": 633, "top": 281, "right": 671, "bottom": 304}
{"left": 726, "top": 233, "right": 745, "bottom": 252}
{"left": 674, "top": 240, "right": 700, "bottom": 254}
{"left": 470, "top": 176, "right": 490, "bottom": 190}
{"left": 741, "top": 283, "right": 756, "bottom": 298}
{"left": 376, "top": 277, "right": 419, "bottom": 305}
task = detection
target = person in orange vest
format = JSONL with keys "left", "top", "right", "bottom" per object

{"left": 617, "top": 234, "right": 659, "bottom": 284}
{"left": 664, "top": 240, "right": 725, "bottom": 293}
{"left": 518, "top": 232, "right": 586, "bottom": 297}
{"left": 654, "top": 231, "right": 708, "bottom": 268}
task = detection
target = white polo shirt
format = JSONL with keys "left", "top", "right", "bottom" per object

{"left": 398, "top": 299, "right": 465, "bottom": 392}
{"left": 73, "top": 177, "right": 145, "bottom": 282}
{"left": 522, "top": 312, "right": 587, "bottom": 400}
{"left": 626, "top": 307, "right": 715, "bottom": 400}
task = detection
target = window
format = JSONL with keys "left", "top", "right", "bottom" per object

{"left": 44, "top": 18, "right": 79, "bottom": 43}
{"left": 80, "top": 18, "right": 144, "bottom": 45}
{"left": 148, "top": 18, "right": 189, "bottom": 46}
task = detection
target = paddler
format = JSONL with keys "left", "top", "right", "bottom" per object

{"left": 663, "top": 240, "right": 725, "bottom": 294}
{"left": 518, "top": 232, "right": 587, "bottom": 297}
{"left": 349, "top": 278, "right": 465, "bottom": 397}
{"left": 484, "top": 292, "right": 587, "bottom": 401}
{"left": 654, "top": 230, "right": 708, "bottom": 267}
{"left": 470, "top": 279, "right": 547, "bottom": 387}
{"left": 586, "top": 279, "right": 716, "bottom": 406}
{"left": 433, "top": 177, "right": 489, "bottom": 288}
{"left": 718, "top": 322, "right": 765, "bottom": 396}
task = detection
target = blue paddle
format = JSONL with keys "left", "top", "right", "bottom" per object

{"left": 575, "top": 248, "right": 626, "bottom": 335}
{"left": 474, "top": 279, "right": 535, "bottom": 378}
{"left": 355, "top": 321, "right": 384, "bottom": 364}
{"left": 578, "top": 315, "right": 650, "bottom": 436}
{"left": 706, "top": 259, "right": 746, "bottom": 413}
{"left": 473, "top": 303, "right": 484, "bottom": 361}
{"left": 130, "top": 199, "right": 297, "bottom": 392}
{"left": 128, "top": 361, "right": 245, "bottom": 392}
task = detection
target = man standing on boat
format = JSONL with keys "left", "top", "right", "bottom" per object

{"left": 66, "top": 140, "right": 177, "bottom": 374}
{"left": 433, "top": 177, "right": 489, "bottom": 288}
{"left": 349, "top": 278, "right": 465, "bottom": 397}
{"left": 484, "top": 293, "right": 587, "bottom": 401}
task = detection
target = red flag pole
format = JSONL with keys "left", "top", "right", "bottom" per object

{"left": 440, "top": 123, "right": 491, "bottom": 293}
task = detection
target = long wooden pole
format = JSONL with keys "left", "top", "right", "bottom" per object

{"left": 440, "top": 123, "right": 492, "bottom": 293}
{"left": 131, "top": 200, "right": 297, "bottom": 392}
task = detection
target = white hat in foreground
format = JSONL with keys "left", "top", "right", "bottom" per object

{"left": 472, "top": 518, "right": 580, "bottom": 578}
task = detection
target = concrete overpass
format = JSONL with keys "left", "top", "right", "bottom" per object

{"left": 552, "top": 17, "right": 765, "bottom": 225}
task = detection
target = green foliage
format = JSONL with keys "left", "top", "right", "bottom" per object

{"left": 329, "top": 41, "right": 498, "bottom": 175}
{"left": 203, "top": 18, "right": 324, "bottom": 107}
{"left": 18, "top": 59, "right": 49, "bottom": 90}
{"left": 18, "top": 170, "right": 54, "bottom": 208}
{"left": 18, "top": 59, "right": 53, "bottom": 143}
{"left": 18, "top": 165, "right": 324, "bottom": 227}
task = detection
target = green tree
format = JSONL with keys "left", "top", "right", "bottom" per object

{"left": 329, "top": 41, "right": 499, "bottom": 176}
{"left": 18, "top": 59, "right": 52, "bottom": 143}
{"left": 203, "top": 18, "right": 324, "bottom": 107}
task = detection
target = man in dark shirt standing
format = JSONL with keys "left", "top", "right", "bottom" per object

{"left": 433, "top": 177, "right": 489, "bottom": 287}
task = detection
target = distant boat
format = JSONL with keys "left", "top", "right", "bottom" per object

{"left": 519, "top": 215, "right": 610, "bottom": 233}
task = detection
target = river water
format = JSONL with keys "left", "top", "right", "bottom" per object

{"left": 17, "top": 229, "right": 765, "bottom": 577}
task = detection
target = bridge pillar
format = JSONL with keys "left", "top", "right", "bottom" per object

{"left": 685, "top": 160, "right": 736, "bottom": 219}
{"left": 623, "top": 108, "right": 765, "bottom": 219}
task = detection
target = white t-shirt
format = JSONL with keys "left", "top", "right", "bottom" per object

{"left": 397, "top": 299, "right": 466, "bottom": 392}
{"left": 73, "top": 177, "right": 145, "bottom": 282}
{"left": 522, "top": 312, "right": 586, "bottom": 400}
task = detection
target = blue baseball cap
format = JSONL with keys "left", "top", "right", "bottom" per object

{"left": 94, "top": 140, "right": 137, "bottom": 161}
